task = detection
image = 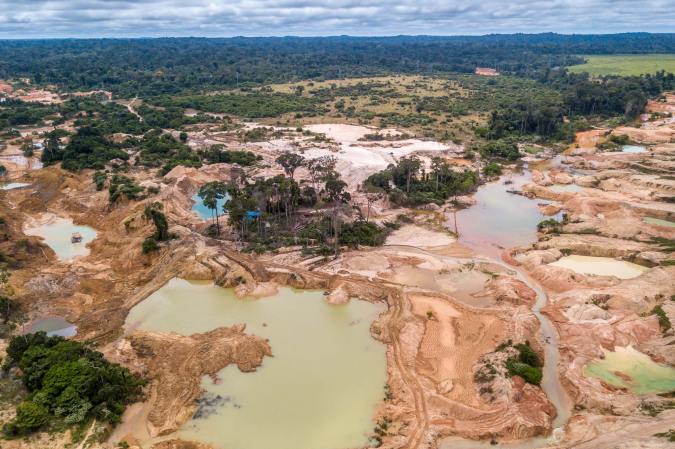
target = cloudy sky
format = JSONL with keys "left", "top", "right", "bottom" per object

{"left": 0, "top": 0, "right": 673, "bottom": 38}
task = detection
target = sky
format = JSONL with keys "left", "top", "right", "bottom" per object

{"left": 0, "top": 0, "right": 674, "bottom": 38}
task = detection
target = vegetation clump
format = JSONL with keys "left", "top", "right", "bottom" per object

{"left": 141, "top": 202, "right": 171, "bottom": 253}
{"left": 364, "top": 156, "right": 477, "bottom": 207}
{"left": 42, "top": 127, "right": 128, "bottom": 171}
{"left": 338, "top": 220, "right": 392, "bottom": 247}
{"left": 652, "top": 305, "right": 672, "bottom": 333}
{"left": 201, "top": 146, "right": 261, "bottom": 166}
{"left": 2, "top": 332, "right": 144, "bottom": 437}
{"left": 504, "top": 341, "right": 543, "bottom": 385}
{"left": 478, "top": 140, "right": 520, "bottom": 161}
{"left": 537, "top": 218, "right": 562, "bottom": 233}
{"left": 108, "top": 175, "right": 143, "bottom": 203}
{"left": 483, "top": 162, "right": 502, "bottom": 177}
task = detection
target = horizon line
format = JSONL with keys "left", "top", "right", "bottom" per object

{"left": 1, "top": 31, "right": 674, "bottom": 41}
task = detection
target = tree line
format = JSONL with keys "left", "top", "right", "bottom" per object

{"left": 1, "top": 34, "right": 673, "bottom": 97}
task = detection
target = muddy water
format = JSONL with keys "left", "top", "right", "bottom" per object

{"left": 389, "top": 264, "right": 493, "bottom": 306}
{"left": 23, "top": 317, "right": 77, "bottom": 337}
{"left": 452, "top": 171, "right": 557, "bottom": 257}
{"left": 643, "top": 216, "right": 675, "bottom": 228}
{"left": 125, "top": 279, "right": 387, "bottom": 449}
{"left": 24, "top": 217, "right": 97, "bottom": 261}
{"left": 584, "top": 346, "right": 675, "bottom": 394}
{"left": 191, "top": 193, "right": 229, "bottom": 221}
{"left": 548, "top": 255, "right": 648, "bottom": 279}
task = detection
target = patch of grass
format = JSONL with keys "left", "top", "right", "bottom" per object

{"left": 654, "top": 429, "right": 675, "bottom": 442}
{"left": 652, "top": 305, "right": 672, "bottom": 333}
{"left": 568, "top": 54, "right": 675, "bottom": 77}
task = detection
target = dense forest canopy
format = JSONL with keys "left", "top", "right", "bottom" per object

{"left": 1, "top": 34, "right": 674, "bottom": 97}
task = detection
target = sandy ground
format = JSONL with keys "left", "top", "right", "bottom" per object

{"left": 303, "top": 123, "right": 462, "bottom": 188}
{"left": 2, "top": 93, "right": 675, "bottom": 449}
{"left": 385, "top": 224, "right": 456, "bottom": 248}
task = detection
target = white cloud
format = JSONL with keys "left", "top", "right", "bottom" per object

{"left": 0, "top": 0, "right": 673, "bottom": 37}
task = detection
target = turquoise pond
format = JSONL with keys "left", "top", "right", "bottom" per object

{"left": 191, "top": 193, "right": 230, "bottom": 220}
{"left": 621, "top": 145, "right": 647, "bottom": 153}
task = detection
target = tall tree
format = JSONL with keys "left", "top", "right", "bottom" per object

{"left": 198, "top": 181, "right": 228, "bottom": 235}
{"left": 276, "top": 152, "right": 304, "bottom": 179}
{"left": 143, "top": 202, "right": 169, "bottom": 241}
{"left": 396, "top": 156, "right": 422, "bottom": 194}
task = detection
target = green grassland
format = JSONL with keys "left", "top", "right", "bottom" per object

{"left": 568, "top": 54, "right": 675, "bottom": 76}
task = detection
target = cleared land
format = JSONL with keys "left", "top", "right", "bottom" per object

{"left": 568, "top": 54, "right": 675, "bottom": 76}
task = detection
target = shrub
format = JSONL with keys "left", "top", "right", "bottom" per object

{"left": 3, "top": 401, "right": 50, "bottom": 436}
{"left": 339, "top": 220, "right": 390, "bottom": 247}
{"left": 537, "top": 218, "right": 562, "bottom": 233}
{"left": 514, "top": 342, "right": 542, "bottom": 367}
{"left": 479, "top": 140, "right": 520, "bottom": 161}
{"left": 93, "top": 171, "right": 107, "bottom": 191}
{"left": 109, "top": 175, "right": 143, "bottom": 203}
{"left": 142, "top": 237, "right": 159, "bottom": 254}
{"left": 483, "top": 162, "right": 502, "bottom": 177}
{"left": 506, "top": 359, "right": 543, "bottom": 385}
{"left": 652, "top": 305, "right": 672, "bottom": 333}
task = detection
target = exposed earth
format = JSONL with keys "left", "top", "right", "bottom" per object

{"left": 0, "top": 83, "right": 674, "bottom": 449}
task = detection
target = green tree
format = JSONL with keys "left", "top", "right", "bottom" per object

{"left": 396, "top": 156, "right": 422, "bottom": 194}
{"left": 4, "top": 402, "right": 50, "bottom": 436}
{"left": 143, "top": 202, "right": 169, "bottom": 241}
{"left": 198, "top": 181, "right": 228, "bottom": 235}
{"left": 276, "top": 152, "right": 304, "bottom": 179}
{"left": 323, "top": 171, "right": 350, "bottom": 256}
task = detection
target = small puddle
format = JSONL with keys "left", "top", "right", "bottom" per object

{"left": 388, "top": 265, "right": 493, "bottom": 306}
{"left": 643, "top": 216, "right": 675, "bottom": 228}
{"left": 191, "top": 193, "right": 229, "bottom": 221}
{"left": 549, "top": 184, "right": 582, "bottom": 193}
{"left": 23, "top": 317, "right": 77, "bottom": 337}
{"left": 584, "top": 346, "right": 675, "bottom": 395}
{"left": 548, "top": 255, "right": 648, "bottom": 279}
{"left": 621, "top": 145, "right": 647, "bottom": 154}
{"left": 125, "top": 279, "right": 387, "bottom": 449}
{"left": 0, "top": 182, "right": 31, "bottom": 190}
{"left": 24, "top": 216, "right": 97, "bottom": 261}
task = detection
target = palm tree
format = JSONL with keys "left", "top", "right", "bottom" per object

{"left": 198, "top": 181, "right": 228, "bottom": 235}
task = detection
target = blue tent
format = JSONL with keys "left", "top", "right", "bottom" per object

{"left": 245, "top": 211, "right": 261, "bottom": 220}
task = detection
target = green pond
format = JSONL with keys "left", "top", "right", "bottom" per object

{"left": 548, "top": 255, "right": 648, "bottom": 280}
{"left": 643, "top": 217, "right": 675, "bottom": 228}
{"left": 584, "top": 346, "right": 675, "bottom": 395}
{"left": 125, "top": 279, "right": 387, "bottom": 449}
{"left": 24, "top": 217, "right": 97, "bottom": 261}
{"left": 549, "top": 184, "right": 582, "bottom": 193}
